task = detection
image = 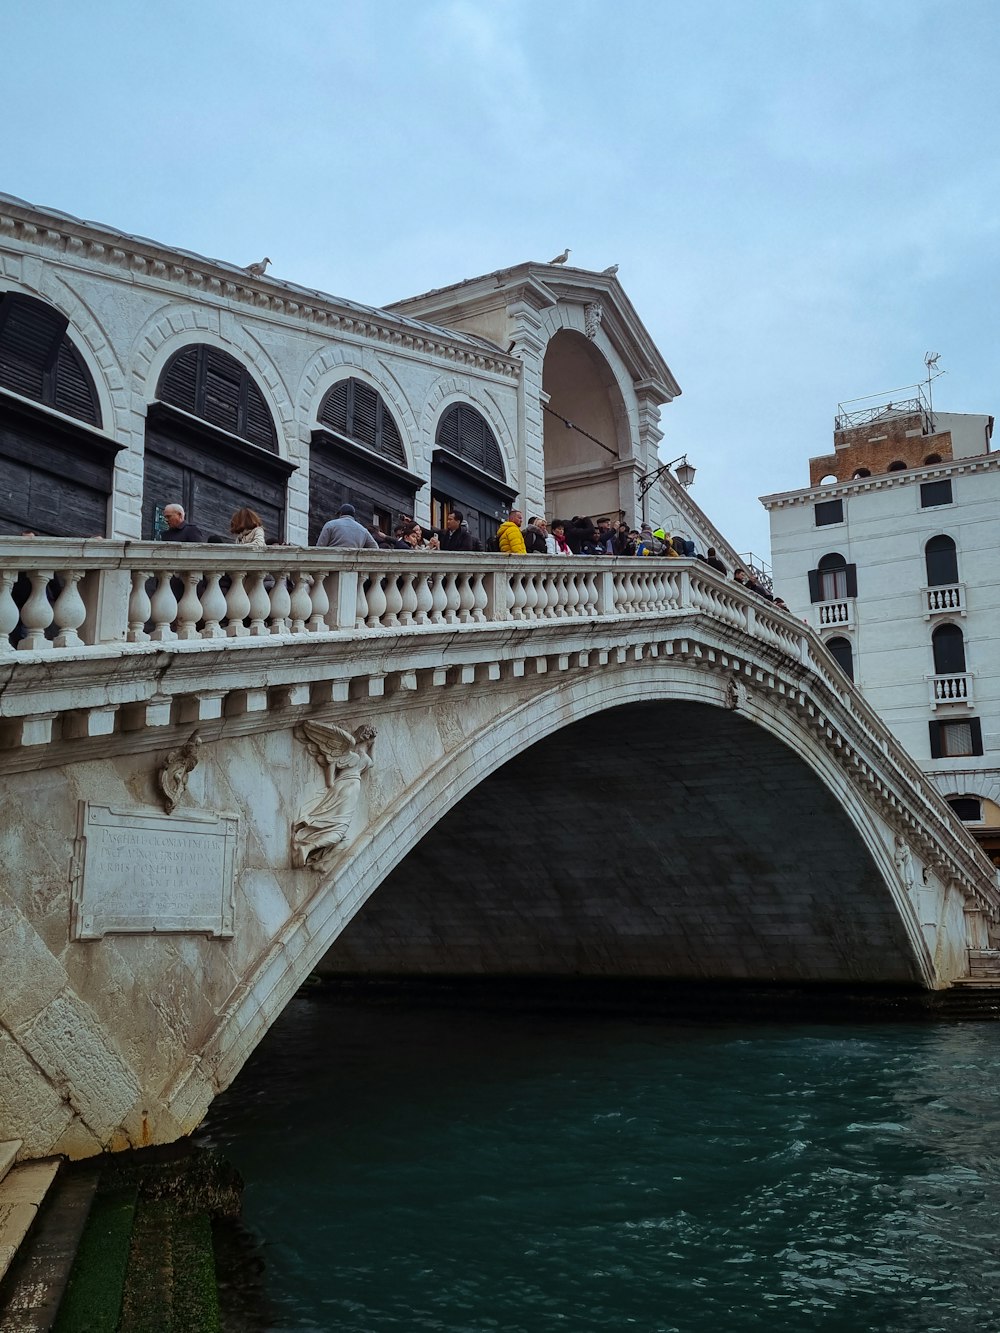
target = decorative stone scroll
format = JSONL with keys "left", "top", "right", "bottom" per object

{"left": 70, "top": 802, "right": 238, "bottom": 940}
{"left": 584, "top": 301, "right": 603, "bottom": 339}
{"left": 158, "top": 732, "right": 201, "bottom": 814}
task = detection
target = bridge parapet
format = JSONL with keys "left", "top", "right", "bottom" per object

{"left": 1, "top": 541, "right": 997, "bottom": 920}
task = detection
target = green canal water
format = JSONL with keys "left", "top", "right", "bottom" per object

{"left": 201, "top": 987, "right": 1000, "bottom": 1333}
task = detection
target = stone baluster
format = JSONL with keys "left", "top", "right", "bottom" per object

{"left": 440, "top": 572, "right": 459, "bottom": 623}
{"left": 522, "top": 573, "right": 539, "bottom": 620}
{"left": 414, "top": 574, "right": 433, "bottom": 625}
{"left": 355, "top": 576, "right": 370, "bottom": 628}
{"left": 470, "top": 572, "right": 488, "bottom": 623}
{"left": 246, "top": 573, "right": 271, "bottom": 636}
{"left": 226, "top": 572, "right": 251, "bottom": 637}
{"left": 200, "top": 572, "right": 228, "bottom": 639}
{"left": 18, "top": 570, "right": 55, "bottom": 650}
{"left": 148, "top": 574, "right": 179, "bottom": 641}
{"left": 307, "top": 572, "right": 331, "bottom": 632}
{"left": 565, "top": 572, "right": 581, "bottom": 617}
{"left": 543, "top": 573, "right": 559, "bottom": 619}
{"left": 398, "top": 573, "right": 418, "bottom": 626}
{"left": 52, "top": 571, "right": 87, "bottom": 648}
{"left": 457, "top": 573, "right": 476, "bottom": 624}
{"left": 429, "top": 573, "right": 448, "bottom": 624}
{"left": 269, "top": 572, "right": 292, "bottom": 633}
{"left": 0, "top": 571, "right": 19, "bottom": 656}
{"left": 583, "top": 571, "right": 600, "bottom": 617}
{"left": 287, "top": 572, "right": 313, "bottom": 634}
{"left": 383, "top": 575, "right": 403, "bottom": 628}
{"left": 509, "top": 573, "right": 527, "bottom": 621}
{"left": 127, "top": 570, "right": 153, "bottom": 643}
{"left": 175, "top": 572, "right": 203, "bottom": 640}
{"left": 364, "top": 575, "right": 388, "bottom": 628}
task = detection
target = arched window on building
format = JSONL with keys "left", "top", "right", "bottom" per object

{"left": 948, "top": 796, "right": 982, "bottom": 823}
{"left": 309, "top": 377, "right": 423, "bottom": 543}
{"left": 852, "top": 468, "right": 871, "bottom": 479}
{"left": 826, "top": 635, "right": 854, "bottom": 681}
{"left": 431, "top": 403, "right": 516, "bottom": 550}
{"left": 932, "top": 622, "right": 966, "bottom": 676}
{"left": 925, "top": 535, "right": 958, "bottom": 587}
{"left": 887, "top": 460, "right": 907, "bottom": 471}
{"left": 924, "top": 453, "right": 942, "bottom": 465}
{"left": 0, "top": 291, "right": 119, "bottom": 535}
{"left": 808, "top": 552, "right": 857, "bottom": 603}
{"left": 144, "top": 344, "right": 293, "bottom": 540}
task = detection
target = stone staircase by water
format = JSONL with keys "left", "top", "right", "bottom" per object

{"left": 951, "top": 949, "right": 1000, "bottom": 988}
{"left": 0, "top": 1143, "right": 60, "bottom": 1286}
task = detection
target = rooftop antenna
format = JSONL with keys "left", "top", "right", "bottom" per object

{"left": 924, "top": 352, "right": 943, "bottom": 431}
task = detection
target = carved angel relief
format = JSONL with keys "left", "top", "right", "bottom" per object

{"left": 292, "top": 722, "right": 377, "bottom": 873}
{"left": 158, "top": 732, "right": 201, "bottom": 814}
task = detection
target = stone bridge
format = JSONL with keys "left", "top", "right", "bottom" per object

{"left": 1, "top": 541, "right": 998, "bottom": 1161}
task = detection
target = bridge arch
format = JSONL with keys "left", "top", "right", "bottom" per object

{"left": 200, "top": 663, "right": 938, "bottom": 1102}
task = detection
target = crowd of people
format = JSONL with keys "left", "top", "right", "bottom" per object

{"left": 8, "top": 502, "right": 788, "bottom": 634}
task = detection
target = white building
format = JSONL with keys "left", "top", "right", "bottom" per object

{"left": 762, "top": 391, "right": 1000, "bottom": 865}
{"left": 0, "top": 193, "right": 737, "bottom": 566}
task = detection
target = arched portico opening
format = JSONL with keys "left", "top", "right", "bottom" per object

{"left": 542, "top": 329, "right": 630, "bottom": 525}
{"left": 318, "top": 701, "right": 927, "bottom": 985}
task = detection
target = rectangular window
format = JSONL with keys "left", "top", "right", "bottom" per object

{"left": 920, "top": 479, "right": 952, "bottom": 508}
{"left": 820, "top": 568, "right": 848, "bottom": 600}
{"left": 815, "top": 499, "right": 844, "bottom": 526}
{"left": 929, "top": 718, "right": 984, "bottom": 758}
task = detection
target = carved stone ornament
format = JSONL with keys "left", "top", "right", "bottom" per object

{"left": 292, "top": 722, "right": 377, "bottom": 873}
{"left": 726, "top": 676, "right": 748, "bottom": 711}
{"left": 158, "top": 732, "right": 202, "bottom": 815}
{"left": 584, "top": 301, "right": 603, "bottom": 339}
{"left": 893, "top": 834, "right": 916, "bottom": 892}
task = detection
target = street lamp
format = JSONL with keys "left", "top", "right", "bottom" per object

{"left": 637, "top": 454, "right": 696, "bottom": 503}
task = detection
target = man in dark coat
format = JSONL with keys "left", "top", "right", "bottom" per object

{"left": 161, "top": 503, "right": 203, "bottom": 542}
{"left": 439, "top": 509, "right": 477, "bottom": 552}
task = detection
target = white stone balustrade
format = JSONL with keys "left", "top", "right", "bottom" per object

{"left": 930, "top": 672, "right": 973, "bottom": 706}
{"left": 925, "top": 584, "right": 965, "bottom": 616}
{"left": 816, "top": 599, "right": 854, "bottom": 628}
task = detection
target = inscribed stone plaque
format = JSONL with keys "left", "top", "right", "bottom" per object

{"left": 71, "top": 802, "right": 238, "bottom": 940}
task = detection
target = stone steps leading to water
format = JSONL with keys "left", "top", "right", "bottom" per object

{"left": 0, "top": 1155, "right": 60, "bottom": 1287}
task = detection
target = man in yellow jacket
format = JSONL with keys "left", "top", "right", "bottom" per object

{"left": 497, "top": 509, "right": 527, "bottom": 554}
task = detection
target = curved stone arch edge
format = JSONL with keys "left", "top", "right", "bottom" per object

{"left": 167, "top": 664, "right": 940, "bottom": 1129}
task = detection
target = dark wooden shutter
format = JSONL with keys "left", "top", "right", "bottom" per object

{"left": 53, "top": 341, "right": 101, "bottom": 426}
{"left": 928, "top": 721, "right": 942, "bottom": 758}
{"left": 202, "top": 350, "right": 242, "bottom": 435}
{"left": 0, "top": 297, "right": 65, "bottom": 400}
{"left": 845, "top": 563, "right": 858, "bottom": 598}
{"left": 436, "top": 404, "right": 504, "bottom": 479}
{"left": 159, "top": 347, "right": 200, "bottom": 414}
{"left": 244, "top": 380, "right": 278, "bottom": 451}
{"left": 351, "top": 381, "right": 378, "bottom": 450}
{"left": 808, "top": 569, "right": 822, "bottom": 603}
{"left": 971, "top": 718, "right": 984, "bottom": 756}
{"left": 321, "top": 380, "right": 350, "bottom": 434}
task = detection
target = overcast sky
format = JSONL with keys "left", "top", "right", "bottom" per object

{"left": 5, "top": 0, "right": 999, "bottom": 558}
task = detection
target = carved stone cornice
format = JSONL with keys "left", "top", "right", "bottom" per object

{"left": 0, "top": 195, "right": 521, "bottom": 381}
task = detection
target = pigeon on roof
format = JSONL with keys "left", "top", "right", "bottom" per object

{"left": 548, "top": 248, "right": 570, "bottom": 265}
{"left": 245, "top": 257, "right": 271, "bottom": 277}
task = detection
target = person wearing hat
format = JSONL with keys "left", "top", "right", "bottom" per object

{"left": 316, "top": 503, "right": 379, "bottom": 549}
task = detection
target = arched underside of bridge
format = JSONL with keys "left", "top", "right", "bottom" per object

{"left": 320, "top": 701, "right": 926, "bottom": 985}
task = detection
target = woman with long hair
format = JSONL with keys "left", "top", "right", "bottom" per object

{"left": 230, "top": 507, "right": 266, "bottom": 548}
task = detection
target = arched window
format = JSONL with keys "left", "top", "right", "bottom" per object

{"left": 145, "top": 344, "right": 291, "bottom": 540}
{"left": 818, "top": 552, "right": 847, "bottom": 600}
{"left": 318, "top": 377, "right": 406, "bottom": 466}
{"left": 157, "top": 345, "right": 277, "bottom": 451}
{"left": 0, "top": 292, "right": 101, "bottom": 426}
{"left": 948, "top": 796, "right": 982, "bottom": 823}
{"left": 852, "top": 468, "right": 871, "bottom": 479}
{"left": 887, "top": 460, "right": 907, "bottom": 471}
{"left": 932, "top": 623, "right": 966, "bottom": 675}
{"left": 925, "top": 535, "right": 958, "bottom": 587}
{"left": 808, "top": 552, "right": 858, "bottom": 604}
{"left": 826, "top": 635, "right": 854, "bottom": 681}
{"left": 924, "top": 453, "right": 942, "bottom": 465}
{"left": 435, "top": 403, "right": 505, "bottom": 479}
